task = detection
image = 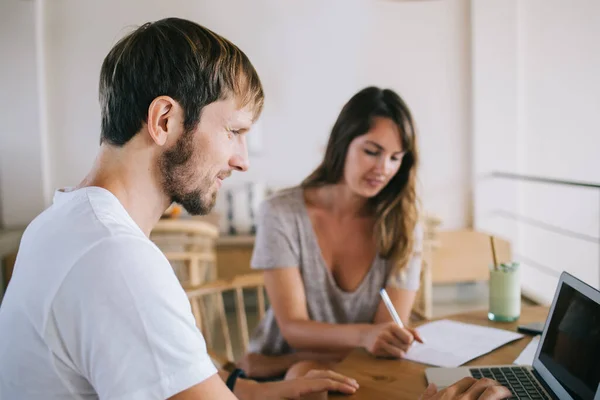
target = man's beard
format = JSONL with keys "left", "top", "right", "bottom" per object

{"left": 159, "top": 131, "right": 217, "bottom": 216}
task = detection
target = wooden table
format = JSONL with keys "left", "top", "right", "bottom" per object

{"left": 331, "top": 306, "right": 549, "bottom": 399}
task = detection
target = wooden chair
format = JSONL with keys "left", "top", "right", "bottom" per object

{"left": 185, "top": 273, "right": 266, "bottom": 370}
{"left": 412, "top": 214, "right": 442, "bottom": 320}
{"left": 151, "top": 219, "right": 219, "bottom": 286}
{"left": 414, "top": 229, "right": 512, "bottom": 320}
{"left": 431, "top": 230, "right": 511, "bottom": 284}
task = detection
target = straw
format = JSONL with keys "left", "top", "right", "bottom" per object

{"left": 490, "top": 235, "right": 499, "bottom": 271}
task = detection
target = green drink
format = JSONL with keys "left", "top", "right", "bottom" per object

{"left": 488, "top": 262, "right": 521, "bottom": 322}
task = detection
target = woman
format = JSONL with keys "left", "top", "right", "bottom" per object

{"left": 241, "top": 86, "right": 424, "bottom": 379}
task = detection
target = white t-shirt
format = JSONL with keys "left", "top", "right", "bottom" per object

{"left": 0, "top": 187, "right": 217, "bottom": 399}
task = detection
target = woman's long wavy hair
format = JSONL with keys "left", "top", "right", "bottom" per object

{"left": 302, "top": 87, "right": 419, "bottom": 271}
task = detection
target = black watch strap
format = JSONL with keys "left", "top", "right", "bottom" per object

{"left": 226, "top": 368, "right": 247, "bottom": 391}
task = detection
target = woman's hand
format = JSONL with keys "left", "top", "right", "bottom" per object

{"left": 360, "top": 322, "right": 423, "bottom": 358}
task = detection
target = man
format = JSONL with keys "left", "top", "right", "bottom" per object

{"left": 0, "top": 18, "right": 510, "bottom": 400}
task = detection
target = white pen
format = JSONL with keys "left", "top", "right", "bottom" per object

{"left": 379, "top": 288, "right": 405, "bottom": 328}
{"left": 379, "top": 288, "right": 425, "bottom": 344}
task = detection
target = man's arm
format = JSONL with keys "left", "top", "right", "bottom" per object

{"left": 169, "top": 369, "right": 358, "bottom": 400}
{"left": 170, "top": 372, "right": 512, "bottom": 400}
{"left": 167, "top": 373, "right": 237, "bottom": 400}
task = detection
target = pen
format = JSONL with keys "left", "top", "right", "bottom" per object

{"left": 379, "top": 288, "right": 405, "bottom": 328}
{"left": 379, "top": 288, "right": 425, "bottom": 344}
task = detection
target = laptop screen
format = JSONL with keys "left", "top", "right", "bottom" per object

{"left": 538, "top": 281, "right": 600, "bottom": 400}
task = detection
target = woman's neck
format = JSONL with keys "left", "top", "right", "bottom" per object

{"left": 309, "top": 183, "right": 370, "bottom": 219}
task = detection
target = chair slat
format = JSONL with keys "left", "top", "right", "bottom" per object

{"left": 161, "top": 252, "right": 216, "bottom": 262}
{"left": 152, "top": 219, "right": 218, "bottom": 237}
{"left": 200, "top": 297, "right": 214, "bottom": 349}
{"left": 217, "top": 293, "right": 234, "bottom": 361}
{"left": 257, "top": 287, "right": 266, "bottom": 320}
{"left": 185, "top": 273, "right": 266, "bottom": 364}
{"left": 235, "top": 288, "right": 250, "bottom": 353}
{"left": 190, "top": 297, "right": 202, "bottom": 332}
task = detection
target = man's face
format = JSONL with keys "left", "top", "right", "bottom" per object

{"left": 160, "top": 98, "right": 253, "bottom": 215}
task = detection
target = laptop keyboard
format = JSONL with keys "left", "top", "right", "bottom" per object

{"left": 470, "top": 367, "right": 550, "bottom": 400}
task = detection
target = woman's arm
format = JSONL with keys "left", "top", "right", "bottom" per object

{"left": 253, "top": 194, "right": 415, "bottom": 357}
{"left": 374, "top": 231, "right": 425, "bottom": 343}
{"left": 251, "top": 197, "right": 374, "bottom": 352}
{"left": 373, "top": 286, "right": 417, "bottom": 325}
{"left": 264, "top": 268, "right": 413, "bottom": 357}
{"left": 264, "top": 268, "right": 371, "bottom": 351}
{"left": 373, "top": 286, "right": 424, "bottom": 344}
{"left": 377, "top": 222, "right": 424, "bottom": 325}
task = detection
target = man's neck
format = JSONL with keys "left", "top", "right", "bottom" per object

{"left": 77, "top": 142, "right": 169, "bottom": 237}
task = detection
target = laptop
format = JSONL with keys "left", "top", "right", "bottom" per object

{"left": 426, "top": 272, "right": 600, "bottom": 400}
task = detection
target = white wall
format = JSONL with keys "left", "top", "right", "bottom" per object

{"left": 520, "top": 0, "right": 600, "bottom": 184}
{"left": 38, "top": 0, "right": 472, "bottom": 229}
{"left": 0, "top": 0, "right": 49, "bottom": 228}
{"left": 518, "top": 0, "right": 600, "bottom": 301}
{"left": 472, "top": 0, "right": 521, "bottom": 246}
{"left": 361, "top": 0, "right": 473, "bottom": 228}
{"left": 473, "top": 0, "right": 600, "bottom": 304}
{"left": 4, "top": 0, "right": 597, "bottom": 303}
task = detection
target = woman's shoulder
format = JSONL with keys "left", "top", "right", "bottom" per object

{"left": 258, "top": 186, "right": 305, "bottom": 220}
{"left": 256, "top": 186, "right": 305, "bottom": 238}
{"left": 262, "top": 186, "right": 304, "bottom": 211}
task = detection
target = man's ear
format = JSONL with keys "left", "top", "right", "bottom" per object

{"left": 147, "top": 96, "right": 179, "bottom": 146}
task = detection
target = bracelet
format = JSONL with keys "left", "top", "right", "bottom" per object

{"left": 226, "top": 368, "right": 247, "bottom": 392}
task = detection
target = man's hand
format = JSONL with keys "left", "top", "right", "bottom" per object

{"left": 420, "top": 378, "right": 512, "bottom": 400}
{"left": 244, "top": 369, "right": 359, "bottom": 400}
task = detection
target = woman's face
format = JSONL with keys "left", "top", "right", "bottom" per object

{"left": 343, "top": 117, "right": 405, "bottom": 198}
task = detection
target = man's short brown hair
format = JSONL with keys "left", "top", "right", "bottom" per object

{"left": 99, "top": 17, "right": 264, "bottom": 145}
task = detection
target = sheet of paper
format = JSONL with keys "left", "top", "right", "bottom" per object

{"left": 404, "top": 319, "right": 524, "bottom": 368}
{"left": 513, "top": 336, "right": 540, "bottom": 365}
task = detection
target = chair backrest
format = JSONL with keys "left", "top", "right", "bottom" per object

{"left": 151, "top": 219, "right": 219, "bottom": 286}
{"left": 431, "top": 229, "right": 512, "bottom": 284}
{"left": 412, "top": 214, "right": 442, "bottom": 320}
{"left": 185, "top": 273, "right": 266, "bottom": 367}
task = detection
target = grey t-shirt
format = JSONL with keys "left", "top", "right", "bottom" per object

{"left": 248, "top": 187, "right": 422, "bottom": 355}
